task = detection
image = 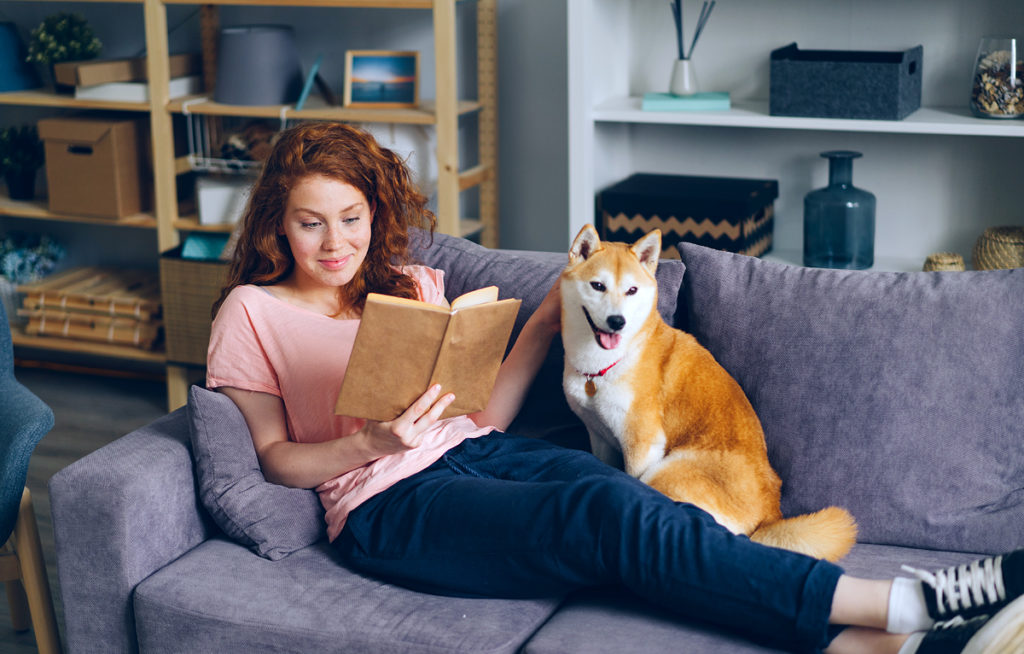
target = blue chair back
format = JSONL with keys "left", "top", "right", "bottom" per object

{"left": 0, "top": 297, "right": 55, "bottom": 543}
{"left": 0, "top": 296, "right": 13, "bottom": 378}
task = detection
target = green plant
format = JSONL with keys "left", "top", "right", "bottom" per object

{"left": 0, "top": 232, "right": 64, "bottom": 284}
{"left": 0, "top": 125, "right": 44, "bottom": 176}
{"left": 26, "top": 12, "right": 102, "bottom": 65}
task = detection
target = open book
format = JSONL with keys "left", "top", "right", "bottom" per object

{"left": 335, "top": 286, "right": 521, "bottom": 421}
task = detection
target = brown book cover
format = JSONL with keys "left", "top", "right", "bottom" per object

{"left": 335, "top": 286, "right": 521, "bottom": 422}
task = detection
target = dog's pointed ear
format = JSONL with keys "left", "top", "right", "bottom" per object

{"left": 569, "top": 224, "right": 602, "bottom": 265}
{"left": 631, "top": 230, "right": 661, "bottom": 277}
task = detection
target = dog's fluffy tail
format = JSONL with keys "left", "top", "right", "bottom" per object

{"left": 750, "top": 507, "right": 857, "bottom": 562}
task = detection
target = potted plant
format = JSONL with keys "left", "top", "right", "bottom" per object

{"left": 25, "top": 12, "right": 102, "bottom": 88}
{"left": 0, "top": 231, "right": 64, "bottom": 324}
{"left": 0, "top": 125, "right": 44, "bottom": 201}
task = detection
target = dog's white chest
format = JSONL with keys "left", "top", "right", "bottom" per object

{"left": 563, "top": 368, "right": 633, "bottom": 459}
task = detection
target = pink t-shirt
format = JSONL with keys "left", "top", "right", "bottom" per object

{"left": 206, "top": 265, "right": 494, "bottom": 541}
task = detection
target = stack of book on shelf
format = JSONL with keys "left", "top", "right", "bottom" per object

{"left": 641, "top": 92, "right": 730, "bottom": 112}
{"left": 53, "top": 52, "right": 201, "bottom": 102}
{"left": 17, "top": 267, "right": 163, "bottom": 350}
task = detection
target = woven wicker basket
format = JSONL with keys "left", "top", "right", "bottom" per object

{"left": 923, "top": 252, "right": 965, "bottom": 272}
{"left": 972, "top": 226, "right": 1024, "bottom": 270}
{"left": 160, "top": 249, "right": 229, "bottom": 365}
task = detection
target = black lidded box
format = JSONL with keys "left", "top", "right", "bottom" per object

{"left": 770, "top": 42, "right": 923, "bottom": 120}
{"left": 598, "top": 173, "right": 778, "bottom": 258}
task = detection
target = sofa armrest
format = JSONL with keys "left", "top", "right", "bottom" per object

{"left": 49, "top": 408, "right": 212, "bottom": 654}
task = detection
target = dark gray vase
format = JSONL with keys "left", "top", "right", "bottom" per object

{"left": 214, "top": 25, "right": 303, "bottom": 106}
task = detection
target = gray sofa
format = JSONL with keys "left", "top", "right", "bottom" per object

{"left": 49, "top": 231, "right": 1024, "bottom": 653}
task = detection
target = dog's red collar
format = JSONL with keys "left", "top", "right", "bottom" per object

{"left": 576, "top": 359, "right": 621, "bottom": 380}
{"left": 577, "top": 359, "right": 620, "bottom": 397}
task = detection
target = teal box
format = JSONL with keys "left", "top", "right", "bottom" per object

{"left": 641, "top": 92, "right": 730, "bottom": 112}
{"left": 182, "top": 233, "right": 231, "bottom": 261}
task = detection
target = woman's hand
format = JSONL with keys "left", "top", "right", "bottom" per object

{"left": 531, "top": 277, "right": 563, "bottom": 337}
{"left": 359, "top": 384, "right": 456, "bottom": 458}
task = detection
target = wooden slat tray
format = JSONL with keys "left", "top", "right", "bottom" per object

{"left": 19, "top": 309, "right": 162, "bottom": 350}
{"left": 18, "top": 267, "right": 161, "bottom": 320}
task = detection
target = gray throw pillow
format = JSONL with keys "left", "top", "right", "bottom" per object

{"left": 187, "top": 385, "right": 325, "bottom": 560}
{"left": 677, "top": 243, "right": 1024, "bottom": 554}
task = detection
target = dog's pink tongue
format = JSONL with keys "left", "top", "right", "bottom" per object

{"left": 598, "top": 331, "right": 621, "bottom": 350}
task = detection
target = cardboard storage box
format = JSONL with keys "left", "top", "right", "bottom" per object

{"left": 770, "top": 42, "right": 923, "bottom": 120}
{"left": 160, "top": 245, "right": 229, "bottom": 366}
{"left": 598, "top": 173, "right": 778, "bottom": 258}
{"left": 53, "top": 52, "right": 200, "bottom": 87}
{"left": 38, "top": 116, "right": 150, "bottom": 219}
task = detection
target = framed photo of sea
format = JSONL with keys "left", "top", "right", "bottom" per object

{"left": 344, "top": 50, "right": 419, "bottom": 108}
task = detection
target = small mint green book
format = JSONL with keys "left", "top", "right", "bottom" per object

{"left": 642, "top": 92, "right": 730, "bottom": 111}
{"left": 182, "top": 233, "right": 231, "bottom": 261}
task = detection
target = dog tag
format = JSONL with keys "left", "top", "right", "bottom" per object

{"left": 585, "top": 379, "right": 597, "bottom": 396}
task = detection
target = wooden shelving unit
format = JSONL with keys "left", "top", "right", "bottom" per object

{"left": 0, "top": 0, "right": 499, "bottom": 408}
{"left": 10, "top": 331, "right": 167, "bottom": 364}
{"left": 0, "top": 197, "right": 159, "bottom": 229}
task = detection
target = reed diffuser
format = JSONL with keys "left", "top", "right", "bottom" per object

{"left": 668, "top": 0, "right": 716, "bottom": 96}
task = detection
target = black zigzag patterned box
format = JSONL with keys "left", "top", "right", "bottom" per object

{"left": 598, "top": 173, "right": 778, "bottom": 258}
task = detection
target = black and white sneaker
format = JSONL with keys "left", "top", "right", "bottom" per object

{"left": 914, "top": 595, "right": 1024, "bottom": 654}
{"left": 902, "top": 549, "right": 1024, "bottom": 623}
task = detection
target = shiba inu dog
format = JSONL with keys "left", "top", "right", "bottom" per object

{"left": 560, "top": 225, "right": 857, "bottom": 562}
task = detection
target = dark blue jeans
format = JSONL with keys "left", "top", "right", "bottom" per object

{"left": 335, "top": 432, "right": 844, "bottom": 653}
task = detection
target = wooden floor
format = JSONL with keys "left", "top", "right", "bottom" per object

{"left": 1, "top": 366, "right": 168, "bottom": 654}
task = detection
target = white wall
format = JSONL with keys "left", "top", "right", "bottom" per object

{"left": 495, "top": 0, "right": 568, "bottom": 251}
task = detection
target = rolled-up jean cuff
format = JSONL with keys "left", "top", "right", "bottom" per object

{"left": 796, "top": 559, "right": 845, "bottom": 652}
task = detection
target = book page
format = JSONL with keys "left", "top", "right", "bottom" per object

{"left": 450, "top": 286, "right": 499, "bottom": 310}
{"left": 363, "top": 292, "right": 450, "bottom": 313}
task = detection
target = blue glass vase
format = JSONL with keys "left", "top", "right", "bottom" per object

{"left": 803, "top": 150, "right": 876, "bottom": 270}
{"left": 0, "top": 22, "right": 39, "bottom": 92}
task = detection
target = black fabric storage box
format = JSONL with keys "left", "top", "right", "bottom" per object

{"left": 770, "top": 42, "right": 922, "bottom": 120}
{"left": 598, "top": 173, "right": 778, "bottom": 258}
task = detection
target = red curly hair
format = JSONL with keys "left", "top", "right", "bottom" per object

{"left": 213, "top": 122, "right": 436, "bottom": 317}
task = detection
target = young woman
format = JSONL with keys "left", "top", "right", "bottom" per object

{"left": 207, "top": 121, "right": 1023, "bottom": 654}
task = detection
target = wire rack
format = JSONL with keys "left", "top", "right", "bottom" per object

{"left": 183, "top": 102, "right": 292, "bottom": 175}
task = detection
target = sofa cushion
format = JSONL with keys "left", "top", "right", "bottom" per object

{"left": 188, "top": 385, "right": 325, "bottom": 560}
{"left": 134, "top": 537, "right": 562, "bottom": 654}
{"left": 677, "top": 244, "right": 1024, "bottom": 554}
{"left": 522, "top": 544, "right": 985, "bottom": 654}
{"left": 410, "top": 231, "right": 686, "bottom": 449}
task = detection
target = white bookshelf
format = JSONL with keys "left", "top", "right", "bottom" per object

{"left": 568, "top": 0, "right": 1024, "bottom": 266}
{"left": 593, "top": 98, "right": 1024, "bottom": 138}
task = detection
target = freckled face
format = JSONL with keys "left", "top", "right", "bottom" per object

{"left": 280, "top": 174, "right": 373, "bottom": 291}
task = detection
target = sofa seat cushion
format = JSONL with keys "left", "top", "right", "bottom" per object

{"left": 521, "top": 544, "right": 985, "bottom": 654}
{"left": 677, "top": 244, "right": 1024, "bottom": 554}
{"left": 133, "top": 537, "right": 562, "bottom": 654}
